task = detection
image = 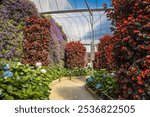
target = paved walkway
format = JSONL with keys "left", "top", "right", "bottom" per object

{"left": 49, "top": 77, "right": 95, "bottom": 100}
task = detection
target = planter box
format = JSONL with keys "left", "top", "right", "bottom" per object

{"left": 85, "top": 85, "right": 102, "bottom": 100}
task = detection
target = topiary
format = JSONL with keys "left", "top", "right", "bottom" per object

{"left": 65, "top": 41, "right": 86, "bottom": 69}
{"left": 22, "top": 16, "right": 51, "bottom": 66}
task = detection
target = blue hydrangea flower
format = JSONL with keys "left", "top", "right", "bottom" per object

{"left": 110, "top": 73, "right": 115, "bottom": 77}
{"left": 86, "top": 76, "right": 94, "bottom": 82}
{"left": 3, "top": 64, "right": 10, "bottom": 70}
{"left": 102, "top": 74, "right": 107, "bottom": 78}
{"left": 3, "top": 71, "right": 13, "bottom": 77}
{"left": 96, "top": 84, "right": 102, "bottom": 89}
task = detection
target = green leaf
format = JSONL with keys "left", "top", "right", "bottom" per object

{"left": 7, "top": 85, "right": 13, "bottom": 93}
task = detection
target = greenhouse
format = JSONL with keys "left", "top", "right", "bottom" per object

{"left": 0, "top": 0, "right": 149, "bottom": 100}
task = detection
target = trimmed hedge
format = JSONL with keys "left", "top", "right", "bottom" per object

{"left": 94, "top": 35, "right": 116, "bottom": 71}
{"left": 22, "top": 16, "right": 51, "bottom": 66}
{"left": 65, "top": 41, "right": 86, "bottom": 69}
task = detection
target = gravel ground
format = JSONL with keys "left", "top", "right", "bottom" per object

{"left": 49, "top": 77, "right": 95, "bottom": 100}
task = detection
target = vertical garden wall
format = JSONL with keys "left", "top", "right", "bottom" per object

{"left": 0, "top": 0, "right": 67, "bottom": 67}
{"left": 94, "top": 35, "right": 116, "bottom": 71}
{"left": 22, "top": 16, "right": 51, "bottom": 65}
{"left": 0, "top": 0, "right": 39, "bottom": 62}
{"left": 48, "top": 16, "right": 67, "bottom": 66}
{"left": 106, "top": 0, "right": 150, "bottom": 99}
{"left": 91, "top": 0, "right": 150, "bottom": 100}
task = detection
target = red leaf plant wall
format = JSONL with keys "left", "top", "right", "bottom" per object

{"left": 106, "top": 0, "right": 150, "bottom": 99}
{"left": 94, "top": 35, "right": 116, "bottom": 71}
{"left": 65, "top": 41, "right": 86, "bottom": 69}
{"left": 22, "top": 16, "right": 51, "bottom": 66}
{"left": 93, "top": 52, "right": 101, "bottom": 70}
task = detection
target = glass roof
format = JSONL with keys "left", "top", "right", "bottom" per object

{"left": 31, "top": 0, "right": 112, "bottom": 12}
{"left": 31, "top": 0, "right": 113, "bottom": 52}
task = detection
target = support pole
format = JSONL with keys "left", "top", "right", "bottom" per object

{"left": 85, "top": 0, "right": 95, "bottom": 76}
{"left": 90, "top": 15, "right": 95, "bottom": 76}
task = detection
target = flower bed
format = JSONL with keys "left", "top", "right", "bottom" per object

{"left": 0, "top": 63, "right": 52, "bottom": 100}
{"left": 0, "top": 61, "right": 91, "bottom": 100}
{"left": 86, "top": 69, "right": 117, "bottom": 99}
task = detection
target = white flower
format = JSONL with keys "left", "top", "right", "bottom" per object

{"left": 35, "top": 62, "right": 42, "bottom": 68}
{"left": 41, "top": 69, "right": 47, "bottom": 74}
{"left": 0, "top": 90, "right": 2, "bottom": 96}
{"left": 17, "top": 62, "right": 22, "bottom": 66}
{"left": 110, "top": 73, "right": 115, "bottom": 77}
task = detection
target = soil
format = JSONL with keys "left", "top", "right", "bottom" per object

{"left": 49, "top": 77, "right": 95, "bottom": 100}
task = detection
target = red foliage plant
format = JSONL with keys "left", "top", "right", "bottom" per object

{"left": 65, "top": 41, "right": 86, "bottom": 69}
{"left": 106, "top": 0, "right": 150, "bottom": 99}
{"left": 94, "top": 35, "right": 116, "bottom": 71}
{"left": 93, "top": 52, "right": 101, "bottom": 70}
{"left": 22, "top": 16, "right": 51, "bottom": 66}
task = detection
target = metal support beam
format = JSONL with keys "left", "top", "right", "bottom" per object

{"left": 39, "top": 8, "right": 113, "bottom": 14}
{"left": 85, "top": 0, "right": 95, "bottom": 76}
{"left": 83, "top": 44, "right": 98, "bottom": 46}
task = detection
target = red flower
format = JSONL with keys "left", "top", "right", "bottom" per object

{"left": 132, "top": 77, "right": 135, "bottom": 80}
{"left": 133, "top": 30, "right": 139, "bottom": 33}
{"left": 138, "top": 89, "right": 144, "bottom": 93}
{"left": 124, "top": 38, "right": 128, "bottom": 41}
{"left": 146, "top": 55, "right": 150, "bottom": 59}
{"left": 123, "top": 20, "right": 128, "bottom": 24}
{"left": 138, "top": 33, "right": 143, "bottom": 36}
{"left": 138, "top": 81, "right": 143, "bottom": 85}
{"left": 137, "top": 76, "right": 141, "bottom": 81}
{"left": 128, "top": 17, "right": 132, "bottom": 21}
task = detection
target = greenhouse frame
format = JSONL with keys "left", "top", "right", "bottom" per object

{"left": 0, "top": 0, "right": 149, "bottom": 100}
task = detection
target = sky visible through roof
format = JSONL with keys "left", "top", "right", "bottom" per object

{"left": 69, "top": 0, "right": 111, "bottom": 9}
{"left": 31, "top": 0, "right": 112, "bottom": 52}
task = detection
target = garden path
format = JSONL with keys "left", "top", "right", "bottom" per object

{"left": 49, "top": 77, "right": 95, "bottom": 100}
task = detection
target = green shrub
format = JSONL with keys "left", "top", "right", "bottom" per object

{"left": 0, "top": 62, "right": 92, "bottom": 100}
{"left": 0, "top": 62, "right": 57, "bottom": 100}
{"left": 64, "top": 68, "right": 92, "bottom": 77}
{"left": 86, "top": 69, "right": 117, "bottom": 99}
